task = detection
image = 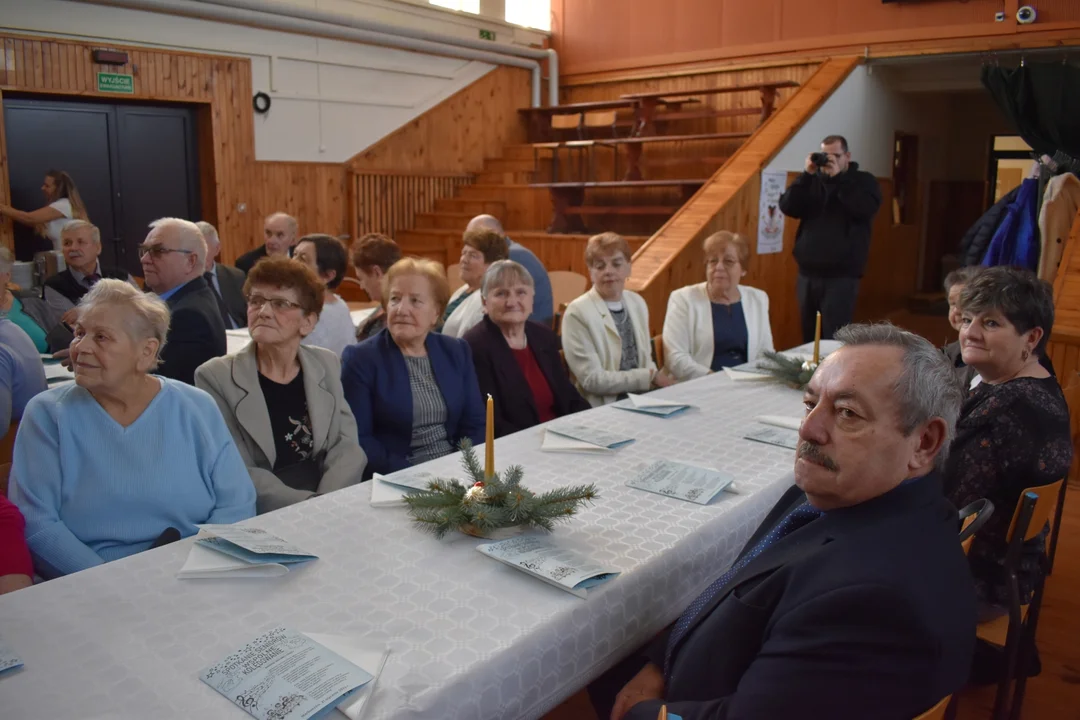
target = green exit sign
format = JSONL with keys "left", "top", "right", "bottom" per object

{"left": 479, "top": 29, "right": 496, "bottom": 41}
{"left": 97, "top": 71, "right": 134, "bottom": 94}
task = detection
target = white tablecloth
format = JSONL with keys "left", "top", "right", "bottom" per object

{"left": 0, "top": 372, "right": 805, "bottom": 720}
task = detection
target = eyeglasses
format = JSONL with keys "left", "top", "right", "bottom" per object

{"left": 246, "top": 294, "right": 304, "bottom": 312}
{"left": 137, "top": 244, "right": 195, "bottom": 259}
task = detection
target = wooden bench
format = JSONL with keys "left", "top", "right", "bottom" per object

{"left": 519, "top": 98, "right": 700, "bottom": 142}
{"left": 529, "top": 179, "right": 706, "bottom": 233}
{"left": 532, "top": 132, "right": 750, "bottom": 182}
{"left": 621, "top": 80, "right": 799, "bottom": 136}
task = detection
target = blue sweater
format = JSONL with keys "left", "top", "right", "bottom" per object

{"left": 0, "top": 318, "right": 47, "bottom": 434}
{"left": 341, "top": 329, "right": 485, "bottom": 479}
{"left": 10, "top": 378, "right": 256, "bottom": 578}
{"left": 508, "top": 240, "right": 553, "bottom": 325}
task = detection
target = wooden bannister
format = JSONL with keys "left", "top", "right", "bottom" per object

{"left": 349, "top": 170, "right": 474, "bottom": 242}
{"left": 1047, "top": 208, "right": 1080, "bottom": 489}
{"left": 625, "top": 56, "right": 861, "bottom": 348}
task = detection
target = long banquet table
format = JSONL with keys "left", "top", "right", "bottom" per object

{"left": 0, "top": 367, "right": 808, "bottom": 720}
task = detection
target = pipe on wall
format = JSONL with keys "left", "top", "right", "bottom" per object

{"left": 191, "top": 0, "right": 559, "bottom": 106}
{"left": 76, "top": 0, "right": 546, "bottom": 106}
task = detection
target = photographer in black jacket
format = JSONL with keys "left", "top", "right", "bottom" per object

{"left": 779, "top": 135, "right": 882, "bottom": 342}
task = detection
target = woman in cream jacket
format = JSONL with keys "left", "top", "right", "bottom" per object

{"left": 663, "top": 231, "right": 774, "bottom": 381}
{"left": 562, "top": 233, "right": 675, "bottom": 406}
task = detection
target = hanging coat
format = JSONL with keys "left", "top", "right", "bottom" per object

{"left": 961, "top": 186, "right": 1020, "bottom": 266}
{"left": 982, "top": 178, "right": 1040, "bottom": 270}
{"left": 1037, "top": 173, "right": 1080, "bottom": 283}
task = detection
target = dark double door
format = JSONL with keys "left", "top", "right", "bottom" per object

{"left": 4, "top": 97, "right": 200, "bottom": 275}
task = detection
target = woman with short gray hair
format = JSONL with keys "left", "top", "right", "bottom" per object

{"left": 944, "top": 266, "right": 1070, "bottom": 619}
{"left": 463, "top": 260, "right": 588, "bottom": 437}
{"left": 9, "top": 279, "right": 255, "bottom": 579}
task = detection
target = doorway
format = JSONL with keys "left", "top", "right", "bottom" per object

{"left": 3, "top": 96, "right": 200, "bottom": 276}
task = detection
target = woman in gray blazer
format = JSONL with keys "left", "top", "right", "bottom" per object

{"left": 195, "top": 257, "right": 367, "bottom": 514}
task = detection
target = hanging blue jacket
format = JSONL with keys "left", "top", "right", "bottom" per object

{"left": 982, "top": 178, "right": 1040, "bottom": 270}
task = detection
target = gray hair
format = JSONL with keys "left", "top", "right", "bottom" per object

{"left": 62, "top": 219, "right": 101, "bottom": 245}
{"left": 834, "top": 322, "right": 962, "bottom": 470}
{"left": 266, "top": 212, "right": 299, "bottom": 238}
{"left": 196, "top": 221, "right": 220, "bottom": 249}
{"left": 0, "top": 246, "right": 13, "bottom": 274}
{"left": 481, "top": 260, "right": 534, "bottom": 299}
{"left": 78, "top": 279, "right": 171, "bottom": 370}
{"left": 149, "top": 217, "right": 207, "bottom": 269}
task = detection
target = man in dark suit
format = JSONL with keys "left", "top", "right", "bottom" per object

{"left": 196, "top": 221, "right": 246, "bottom": 328}
{"left": 139, "top": 218, "right": 226, "bottom": 385}
{"left": 46, "top": 220, "right": 133, "bottom": 305}
{"left": 602, "top": 323, "right": 976, "bottom": 720}
{"left": 234, "top": 212, "right": 297, "bottom": 275}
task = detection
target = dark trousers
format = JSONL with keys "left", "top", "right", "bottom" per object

{"left": 797, "top": 274, "right": 861, "bottom": 343}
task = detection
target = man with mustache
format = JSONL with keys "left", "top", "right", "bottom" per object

{"left": 603, "top": 323, "right": 976, "bottom": 720}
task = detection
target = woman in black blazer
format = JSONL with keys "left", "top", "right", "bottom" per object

{"left": 463, "top": 260, "right": 589, "bottom": 438}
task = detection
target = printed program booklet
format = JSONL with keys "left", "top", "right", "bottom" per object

{"left": 178, "top": 525, "right": 318, "bottom": 579}
{"left": 200, "top": 627, "right": 374, "bottom": 720}
{"left": 627, "top": 459, "right": 737, "bottom": 505}
{"left": 744, "top": 425, "right": 800, "bottom": 450}
{"left": 370, "top": 469, "right": 440, "bottom": 508}
{"left": 0, "top": 636, "right": 23, "bottom": 678}
{"left": 544, "top": 422, "right": 635, "bottom": 450}
{"left": 612, "top": 393, "right": 694, "bottom": 418}
{"left": 477, "top": 535, "right": 619, "bottom": 599}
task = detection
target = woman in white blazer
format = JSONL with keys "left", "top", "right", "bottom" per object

{"left": 441, "top": 228, "right": 509, "bottom": 338}
{"left": 663, "top": 231, "right": 775, "bottom": 381}
{"left": 562, "top": 233, "right": 676, "bottom": 406}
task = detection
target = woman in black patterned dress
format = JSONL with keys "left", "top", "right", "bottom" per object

{"left": 945, "top": 266, "right": 1072, "bottom": 619}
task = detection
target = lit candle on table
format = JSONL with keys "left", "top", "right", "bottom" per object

{"left": 812, "top": 311, "right": 822, "bottom": 365}
{"left": 485, "top": 394, "right": 494, "bottom": 480}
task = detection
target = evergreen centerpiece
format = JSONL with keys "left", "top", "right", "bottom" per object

{"left": 402, "top": 440, "right": 599, "bottom": 539}
{"left": 758, "top": 351, "right": 818, "bottom": 390}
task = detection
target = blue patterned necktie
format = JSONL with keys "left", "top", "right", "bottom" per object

{"left": 665, "top": 502, "right": 824, "bottom": 671}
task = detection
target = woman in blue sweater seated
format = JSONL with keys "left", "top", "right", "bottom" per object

{"left": 9, "top": 280, "right": 256, "bottom": 579}
{"left": 341, "top": 257, "right": 485, "bottom": 479}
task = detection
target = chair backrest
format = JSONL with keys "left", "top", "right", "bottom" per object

{"left": 651, "top": 334, "right": 664, "bottom": 367}
{"left": 958, "top": 498, "right": 994, "bottom": 555}
{"left": 336, "top": 275, "right": 368, "bottom": 302}
{"left": 1006, "top": 479, "right": 1064, "bottom": 543}
{"left": 446, "top": 263, "right": 465, "bottom": 293}
{"left": 912, "top": 695, "right": 951, "bottom": 720}
{"left": 0, "top": 462, "right": 11, "bottom": 498}
{"left": 583, "top": 110, "right": 618, "bottom": 128}
{"left": 548, "top": 271, "right": 588, "bottom": 312}
{"left": 555, "top": 301, "right": 570, "bottom": 336}
{"left": 551, "top": 113, "right": 581, "bottom": 131}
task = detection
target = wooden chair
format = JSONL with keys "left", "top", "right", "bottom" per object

{"left": 0, "top": 462, "right": 10, "bottom": 498}
{"left": 337, "top": 275, "right": 368, "bottom": 303}
{"left": 651, "top": 335, "right": 664, "bottom": 368}
{"left": 958, "top": 498, "right": 995, "bottom": 555}
{"left": 446, "top": 263, "right": 465, "bottom": 293}
{"left": 554, "top": 302, "right": 569, "bottom": 335}
{"left": 583, "top": 110, "right": 619, "bottom": 138}
{"left": 913, "top": 695, "right": 952, "bottom": 720}
{"left": 548, "top": 271, "right": 587, "bottom": 317}
{"left": 974, "top": 480, "right": 1063, "bottom": 720}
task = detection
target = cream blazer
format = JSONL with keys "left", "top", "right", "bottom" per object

{"left": 562, "top": 287, "right": 656, "bottom": 407}
{"left": 442, "top": 287, "right": 484, "bottom": 339}
{"left": 662, "top": 282, "right": 774, "bottom": 381}
{"left": 194, "top": 343, "right": 367, "bottom": 514}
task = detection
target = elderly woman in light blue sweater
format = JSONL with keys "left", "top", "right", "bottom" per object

{"left": 9, "top": 280, "right": 255, "bottom": 579}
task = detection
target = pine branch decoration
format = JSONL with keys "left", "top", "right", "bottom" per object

{"left": 759, "top": 350, "right": 818, "bottom": 390}
{"left": 401, "top": 442, "right": 598, "bottom": 539}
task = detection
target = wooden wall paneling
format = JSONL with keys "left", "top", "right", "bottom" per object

{"left": 625, "top": 57, "right": 861, "bottom": 342}
{"left": 553, "top": 0, "right": 1080, "bottom": 80}
{"left": 1047, "top": 208, "right": 1080, "bottom": 488}
{"left": 348, "top": 66, "right": 532, "bottom": 175}
{"left": 0, "top": 33, "right": 354, "bottom": 264}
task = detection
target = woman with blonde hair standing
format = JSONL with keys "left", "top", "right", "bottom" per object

{"left": 0, "top": 170, "right": 89, "bottom": 254}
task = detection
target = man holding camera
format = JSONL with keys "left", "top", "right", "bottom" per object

{"left": 779, "top": 135, "right": 882, "bottom": 342}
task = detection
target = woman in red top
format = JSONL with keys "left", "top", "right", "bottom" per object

{"left": 0, "top": 495, "right": 33, "bottom": 594}
{"left": 464, "top": 260, "right": 590, "bottom": 438}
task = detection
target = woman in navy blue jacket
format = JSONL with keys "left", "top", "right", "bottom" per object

{"left": 341, "top": 258, "right": 485, "bottom": 479}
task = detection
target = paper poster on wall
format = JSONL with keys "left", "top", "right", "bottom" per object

{"left": 757, "top": 171, "right": 788, "bottom": 255}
